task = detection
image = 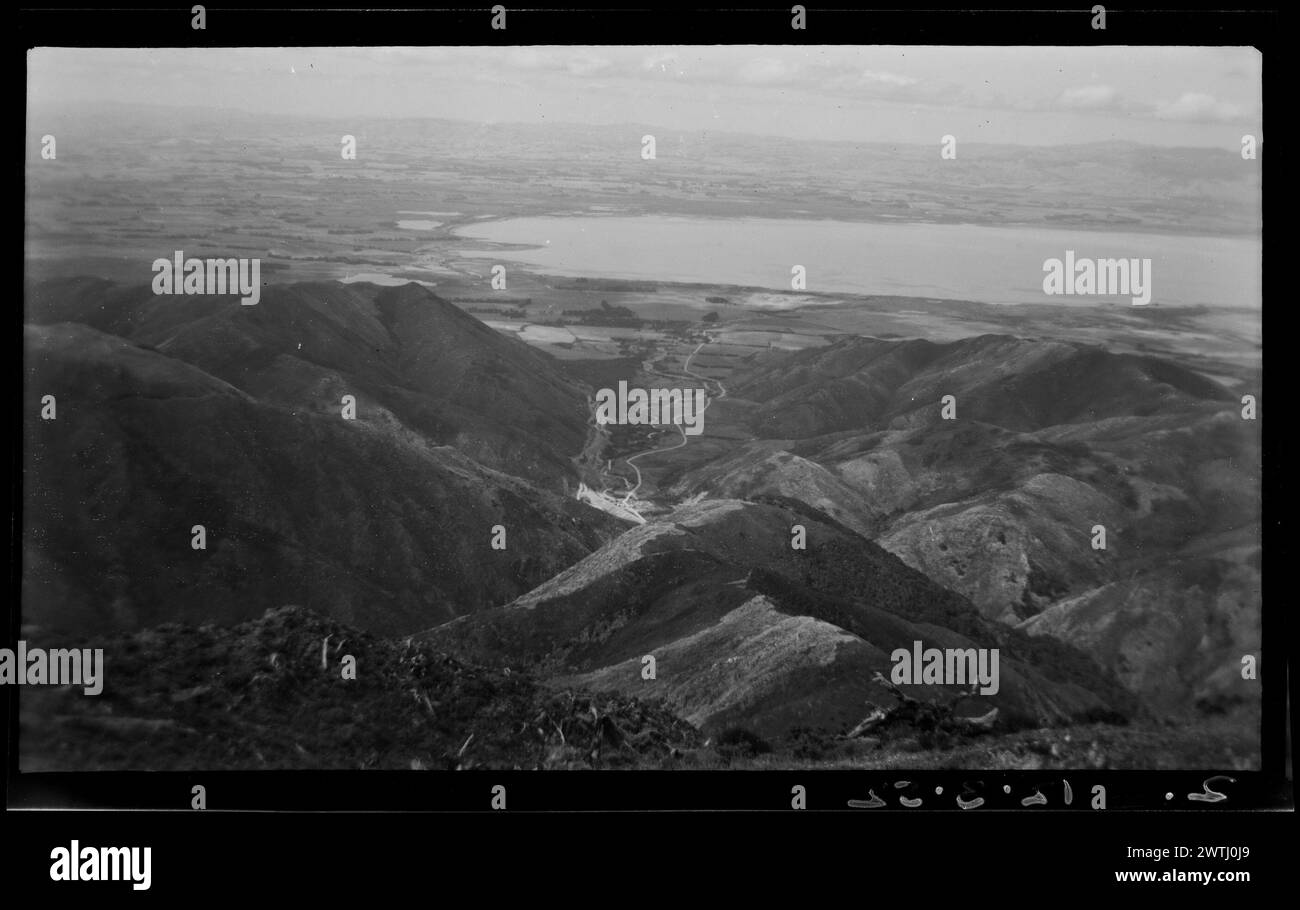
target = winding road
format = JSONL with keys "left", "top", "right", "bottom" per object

{"left": 578, "top": 335, "right": 727, "bottom": 516}
{"left": 619, "top": 339, "right": 727, "bottom": 500}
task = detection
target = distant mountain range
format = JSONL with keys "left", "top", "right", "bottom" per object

{"left": 27, "top": 101, "right": 1260, "bottom": 237}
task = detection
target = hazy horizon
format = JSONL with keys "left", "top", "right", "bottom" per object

{"left": 26, "top": 96, "right": 1262, "bottom": 154}
{"left": 29, "top": 45, "right": 1262, "bottom": 149}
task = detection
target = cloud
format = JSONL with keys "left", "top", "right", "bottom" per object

{"left": 735, "top": 57, "right": 799, "bottom": 85}
{"left": 501, "top": 48, "right": 552, "bottom": 71}
{"left": 1154, "top": 92, "right": 1246, "bottom": 122}
{"left": 565, "top": 54, "right": 613, "bottom": 77}
{"left": 858, "top": 70, "right": 918, "bottom": 88}
{"left": 1057, "top": 85, "right": 1122, "bottom": 111}
{"left": 711, "top": 57, "right": 935, "bottom": 104}
{"left": 640, "top": 51, "right": 682, "bottom": 75}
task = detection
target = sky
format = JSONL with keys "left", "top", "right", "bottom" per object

{"left": 29, "top": 46, "right": 1262, "bottom": 147}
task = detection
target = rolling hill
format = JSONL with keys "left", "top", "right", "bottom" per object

{"left": 420, "top": 498, "right": 1137, "bottom": 741}
{"left": 26, "top": 277, "right": 593, "bottom": 489}
{"left": 22, "top": 305, "right": 622, "bottom": 636}
{"left": 666, "top": 333, "right": 1260, "bottom": 715}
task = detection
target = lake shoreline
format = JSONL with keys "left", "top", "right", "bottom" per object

{"left": 449, "top": 214, "right": 1262, "bottom": 311}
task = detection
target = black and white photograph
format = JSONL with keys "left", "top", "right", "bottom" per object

{"left": 19, "top": 39, "right": 1266, "bottom": 787}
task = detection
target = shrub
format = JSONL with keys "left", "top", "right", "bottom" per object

{"left": 715, "top": 726, "right": 772, "bottom": 761}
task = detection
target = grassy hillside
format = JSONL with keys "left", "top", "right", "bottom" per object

{"left": 23, "top": 321, "right": 622, "bottom": 636}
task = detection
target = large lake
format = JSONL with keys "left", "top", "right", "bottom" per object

{"left": 456, "top": 216, "right": 1260, "bottom": 309}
